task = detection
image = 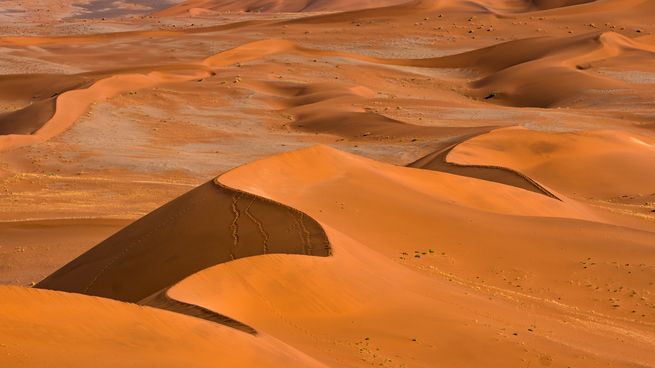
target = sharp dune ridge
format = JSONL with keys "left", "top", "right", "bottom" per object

{"left": 142, "top": 288, "right": 259, "bottom": 334}
{"left": 449, "top": 127, "right": 655, "bottom": 203}
{"left": 0, "top": 68, "right": 214, "bottom": 151}
{"left": 37, "top": 179, "right": 331, "bottom": 303}
{"left": 408, "top": 139, "right": 560, "bottom": 199}
{"left": 2, "top": 1, "right": 655, "bottom": 367}
{"left": 34, "top": 144, "right": 655, "bottom": 367}
{"left": 0, "top": 286, "right": 329, "bottom": 367}
{"left": 208, "top": 145, "right": 655, "bottom": 366}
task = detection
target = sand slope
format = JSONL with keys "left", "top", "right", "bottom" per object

{"left": 409, "top": 31, "right": 655, "bottom": 107}
{"left": 161, "top": 145, "right": 653, "bottom": 367}
{"left": 37, "top": 180, "right": 330, "bottom": 303}
{"left": 155, "top": 0, "right": 411, "bottom": 15}
{"left": 0, "top": 286, "right": 326, "bottom": 368}
{"left": 32, "top": 144, "right": 655, "bottom": 366}
{"left": 0, "top": 66, "right": 212, "bottom": 151}
{"left": 3, "top": 30, "right": 652, "bottom": 151}
{"left": 2, "top": 1, "right": 655, "bottom": 367}
{"left": 448, "top": 127, "right": 655, "bottom": 218}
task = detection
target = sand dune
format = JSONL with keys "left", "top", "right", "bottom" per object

{"left": 160, "top": 0, "right": 608, "bottom": 17}
{"left": 221, "top": 145, "right": 584, "bottom": 218}
{"left": 157, "top": 145, "right": 652, "bottom": 367}
{"left": 2, "top": 30, "right": 651, "bottom": 151}
{"left": 266, "top": 0, "right": 634, "bottom": 26}
{"left": 37, "top": 180, "right": 330, "bottom": 303}
{"left": 251, "top": 80, "right": 495, "bottom": 139}
{"left": 155, "top": 0, "right": 411, "bottom": 15}
{"left": 2, "top": 1, "right": 655, "bottom": 366}
{"left": 192, "top": 32, "right": 655, "bottom": 109}
{"left": 0, "top": 66, "right": 212, "bottom": 151}
{"left": 33, "top": 144, "right": 655, "bottom": 365}
{"left": 408, "top": 138, "right": 559, "bottom": 198}
{"left": 1, "top": 37, "right": 495, "bottom": 150}
{"left": 402, "top": 31, "right": 655, "bottom": 107}
{"left": 0, "top": 286, "right": 326, "bottom": 367}
{"left": 449, "top": 127, "right": 655, "bottom": 218}
{"left": 202, "top": 32, "right": 655, "bottom": 111}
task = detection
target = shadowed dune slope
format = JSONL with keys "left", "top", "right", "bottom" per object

{"left": 36, "top": 180, "right": 330, "bottom": 303}
{"left": 409, "top": 141, "right": 558, "bottom": 198}
{"left": 0, "top": 74, "right": 93, "bottom": 101}
{"left": 158, "top": 145, "right": 655, "bottom": 367}
{"left": 3, "top": 31, "right": 651, "bottom": 149}
{"left": 220, "top": 145, "right": 589, "bottom": 219}
{"left": 0, "top": 74, "right": 93, "bottom": 135}
{"left": 257, "top": 81, "right": 497, "bottom": 139}
{"left": 408, "top": 31, "right": 655, "bottom": 107}
{"left": 449, "top": 127, "right": 655, "bottom": 200}
{"left": 0, "top": 286, "right": 326, "bottom": 368}
{"left": 0, "top": 66, "right": 211, "bottom": 151}
{"left": 0, "top": 98, "right": 56, "bottom": 135}
{"left": 202, "top": 34, "right": 655, "bottom": 108}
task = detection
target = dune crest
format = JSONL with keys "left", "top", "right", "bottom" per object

{"left": 0, "top": 67, "right": 212, "bottom": 151}
{"left": 448, "top": 127, "right": 655, "bottom": 223}
{"left": 153, "top": 144, "right": 655, "bottom": 367}
{"left": 37, "top": 179, "right": 330, "bottom": 302}
{"left": 3, "top": 30, "right": 652, "bottom": 153}
{"left": 0, "top": 286, "right": 327, "bottom": 367}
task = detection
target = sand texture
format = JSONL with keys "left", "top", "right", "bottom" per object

{"left": 1, "top": 1, "right": 654, "bottom": 367}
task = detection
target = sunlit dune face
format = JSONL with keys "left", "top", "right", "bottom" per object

{"left": 1, "top": 1, "right": 655, "bottom": 367}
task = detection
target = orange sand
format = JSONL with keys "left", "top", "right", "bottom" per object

{"left": 1, "top": 0, "right": 654, "bottom": 367}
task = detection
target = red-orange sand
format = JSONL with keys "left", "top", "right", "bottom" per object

{"left": 0, "top": 1, "right": 654, "bottom": 367}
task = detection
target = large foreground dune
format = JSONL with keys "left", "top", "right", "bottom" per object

{"left": 1, "top": 0, "right": 654, "bottom": 367}
{"left": 0, "top": 286, "right": 326, "bottom": 367}
{"left": 27, "top": 144, "right": 654, "bottom": 367}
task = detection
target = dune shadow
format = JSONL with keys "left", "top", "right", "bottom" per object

{"left": 409, "top": 135, "right": 559, "bottom": 199}
{"left": 36, "top": 179, "right": 332, "bottom": 332}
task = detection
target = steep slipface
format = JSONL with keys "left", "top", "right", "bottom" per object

{"left": 448, "top": 127, "right": 655, "bottom": 223}
{"left": 0, "top": 73, "right": 92, "bottom": 136}
{"left": 36, "top": 180, "right": 331, "bottom": 303}
{"left": 408, "top": 141, "right": 558, "bottom": 199}
{"left": 0, "top": 66, "right": 212, "bottom": 152}
{"left": 407, "top": 31, "right": 655, "bottom": 107}
{"left": 178, "top": 145, "right": 653, "bottom": 368}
